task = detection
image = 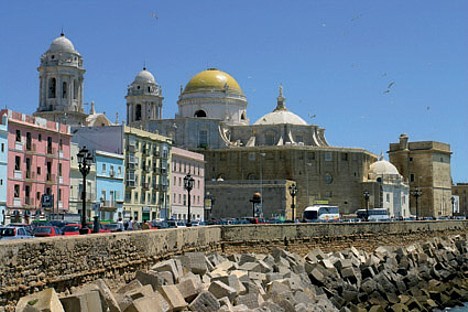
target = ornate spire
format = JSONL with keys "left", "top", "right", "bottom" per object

{"left": 274, "top": 84, "right": 287, "bottom": 111}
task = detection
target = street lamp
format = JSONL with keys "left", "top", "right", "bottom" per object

{"left": 250, "top": 192, "right": 262, "bottom": 219}
{"left": 289, "top": 184, "right": 297, "bottom": 222}
{"left": 184, "top": 173, "right": 195, "bottom": 226}
{"left": 77, "top": 146, "right": 93, "bottom": 235}
{"left": 411, "top": 188, "right": 422, "bottom": 219}
{"left": 363, "top": 191, "right": 370, "bottom": 221}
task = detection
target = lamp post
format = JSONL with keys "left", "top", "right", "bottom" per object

{"left": 363, "top": 191, "right": 370, "bottom": 221}
{"left": 411, "top": 188, "right": 422, "bottom": 220}
{"left": 250, "top": 192, "right": 262, "bottom": 219}
{"left": 289, "top": 184, "right": 297, "bottom": 222}
{"left": 184, "top": 173, "right": 195, "bottom": 226}
{"left": 77, "top": 146, "right": 93, "bottom": 235}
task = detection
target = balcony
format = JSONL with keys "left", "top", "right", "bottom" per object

{"left": 46, "top": 147, "right": 56, "bottom": 157}
{"left": 25, "top": 143, "right": 36, "bottom": 153}
{"left": 46, "top": 173, "right": 56, "bottom": 183}
{"left": 25, "top": 171, "right": 36, "bottom": 180}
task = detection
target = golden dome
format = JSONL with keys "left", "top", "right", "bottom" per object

{"left": 183, "top": 68, "right": 244, "bottom": 96}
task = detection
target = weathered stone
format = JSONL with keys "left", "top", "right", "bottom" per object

{"left": 188, "top": 291, "right": 220, "bottom": 312}
{"left": 159, "top": 285, "right": 187, "bottom": 311}
{"left": 122, "top": 293, "right": 165, "bottom": 312}
{"left": 179, "top": 252, "right": 208, "bottom": 275}
{"left": 16, "top": 288, "right": 64, "bottom": 312}
{"left": 135, "top": 270, "right": 166, "bottom": 291}
{"left": 118, "top": 284, "right": 154, "bottom": 311}
{"left": 208, "top": 280, "right": 237, "bottom": 300}
{"left": 75, "top": 279, "right": 120, "bottom": 312}
{"left": 151, "top": 259, "right": 180, "bottom": 283}
{"left": 235, "top": 292, "right": 264, "bottom": 309}
{"left": 214, "top": 274, "right": 247, "bottom": 295}
{"left": 175, "top": 278, "right": 200, "bottom": 303}
{"left": 116, "top": 280, "right": 143, "bottom": 295}
{"left": 60, "top": 291, "right": 103, "bottom": 312}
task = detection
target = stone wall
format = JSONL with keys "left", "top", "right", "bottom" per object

{"left": 1, "top": 221, "right": 467, "bottom": 306}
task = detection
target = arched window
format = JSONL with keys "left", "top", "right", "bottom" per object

{"left": 135, "top": 104, "right": 142, "bottom": 121}
{"left": 48, "top": 78, "right": 56, "bottom": 98}
{"left": 241, "top": 112, "right": 246, "bottom": 120}
{"left": 194, "top": 110, "right": 207, "bottom": 118}
{"left": 73, "top": 80, "right": 78, "bottom": 99}
{"left": 62, "top": 82, "right": 67, "bottom": 98}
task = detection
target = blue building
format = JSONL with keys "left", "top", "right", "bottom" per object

{"left": 94, "top": 150, "right": 124, "bottom": 223}
{"left": 0, "top": 114, "right": 7, "bottom": 225}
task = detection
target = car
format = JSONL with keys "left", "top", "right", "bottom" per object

{"left": 33, "top": 226, "right": 61, "bottom": 237}
{"left": 87, "top": 222, "right": 112, "bottom": 234}
{"left": 62, "top": 224, "right": 86, "bottom": 236}
{"left": 0, "top": 226, "right": 35, "bottom": 240}
{"left": 103, "top": 223, "right": 123, "bottom": 232}
{"left": 166, "top": 220, "right": 186, "bottom": 228}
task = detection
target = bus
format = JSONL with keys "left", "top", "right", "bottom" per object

{"left": 303, "top": 205, "right": 340, "bottom": 222}
{"left": 356, "top": 208, "right": 390, "bottom": 221}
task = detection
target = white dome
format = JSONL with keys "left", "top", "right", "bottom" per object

{"left": 134, "top": 68, "right": 156, "bottom": 84}
{"left": 369, "top": 160, "right": 400, "bottom": 175}
{"left": 254, "top": 110, "right": 307, "bottom": 126}
{"left": 48, "top": 34, "right": 77, "bottom": 53}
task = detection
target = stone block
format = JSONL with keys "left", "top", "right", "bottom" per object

{"left": 248, "top": 271, "right": 267, "bottom": 282}
{"left": 135, "top": 270, "right": 166, "bottom": 291}
{"left": 260, "top": 301, "right": 286, "bottom": 312}
{"left": 151, "top": 259, "right": 179, "bottom": 283}
{"left": 234, "top": 292, "right": 264, "bottom": 309}
{"left": 122, "top": 294, "right": 165, "bottom": 312}
{"left": 159, "top": 285, "right": 187, "bottom": 311}
{"left": 118, "top": 285, "right": 154, "bottom": 312}
{"left": 208, "top": 280, "right": 237, "bottom": 300}
{"left": 179, "top": 252, "right": 208, "bottom": 275}
{"left": 75, "top": 279, "right": 120, "bottom": 312}
{"left": 239, "top": 261, "right": 260, "bottom": 271}
{"left": 176, "top": 278, "right": 200, "bottom": 303}
{"left": 309, "top": 268, "right": 325, "bottom": 286}
{"left": 215, "top": 274, "right": 247, "bottom": 295}
{"left": 16, "top": 288, "right": 64, "bottom": 312}
{"left": 60, "top": 291, "right": 103, "bottom": 312}
{"left": 238, "top": 253, "right": 257, "bottom": 265}
{"left": 116, "top": 280, "right": 143, "bottom": 295}
{"left": 218, "top": 296, "right": 233, "bottom": 311}
{"left": 215, "top": 260, "right": 235, "bottom": 271}
{"left": 334, "top": 258, "right": 352, "bottom": 271}
{"left": 188, "top": 291, "right": 220, "bottom": 312}
{"left": 305, "top": 248, "right": 327, "bottom": 262}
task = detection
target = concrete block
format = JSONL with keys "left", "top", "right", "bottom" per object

{"left": 208, "top": 280, "right": 237, "bottom": 300}
{"left": 188, "top": 291, "right": 220, "bottom": 312}
{"left": 60, "top": 291, "right": 103, "bottom": 312}
{"left": 179, "top": 252, "right": 208, "bottom": 275}
{"left": 256, "top": 260, "right": 273, "bottom": 273}
{"left": 239, "top": 261, "right": 260, "bottom": 271}
{"left": 151, "top": 259, "right": 179, "bottom": 283}
{"left": 248, "top": 271, "right": 266, "bottom": 282}
{"left": 305, "top": 249, "right": 327, "bottom": 262}
{"left": 260, "top": 301, "right": 287, "bottom": 312}
{"left": 122, "top": 294, "right": 165, "bottom": 312}
{"left": 16, "top": 288, "right": 64, "bottom": 312}
{"left": 159, "top": 285, "right": 187, "bottom": 311}
{"left": 135, "top": 270, "right": 166, "bottom": 291}
{"left": 234, "top": 292, "right": 264, "bottom": 309}
{"left": 176, "top": 278, "right": 200, "bottom": 303}
{"left": 116, "top": 280, "right": 143, "bottom": 295}
{"left": 75, "top": 279, "right": 120, "bottom": 312}
{"left": 215, "top": 260, "right": 235, "bottom": 271}
{"left": 214, "top": 274, "right": 247, "bottom": 295}
{"left": 218, "top": 296, "right": 233, "bottom": 311}
{"left": 118, "top": 285, "right": 154, "bottom": 311}
{"left": 239, "top": 253, "right": 258, "bottom": 266}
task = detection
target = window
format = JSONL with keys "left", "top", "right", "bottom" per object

{"left": 16, "top": 130, "right": 21, "bottom": 142}
{"left": 183, "top": 194, "right": 186, "bottom": 205}
{"left": 324, "top": 152, "right": 333, "bottom": 161}
{"left": 410, "top": 173, "right": 415, "bottom": 182}
{"left": 102, "top": 164, "right": 106, "bottom": 173}
{"left": 37, "top": 167, "right": 41, "bottom": 175}
{"left": 26, "top": 132, "right": 32, "bottom": 150}
{"left": 48, "top": 78, "right": 56, "bottom": 98}
{"left": 62, "top": 82, "right": 67, "bottom": 98}
{"left": 14, "top": 185, "right": 20, "bottom": 198}
{"left": 1, "top": 143, "right": 3, "bottom": 152}
{"left": 341, "top": 153, "right": 348, "bottom": 161}
{"left": 58, "top": 163, "right": 62, "bottom": 177}
{"left": 38, "top": 134, "right": 42, "bottom": 142}
{"left": 198, "top": 130, "right": 208, "bottom": 148}
{"left": 15, "top": 156, "right": 21, "bottom": 171}
{"left": 59, "top": 188, "right": 62, "bottom": 201}
{"left": 136, "top": 104, "right": 142, "bottom": 121}
{"left": 386, "top": 194, "right": 390, "bottom": 202}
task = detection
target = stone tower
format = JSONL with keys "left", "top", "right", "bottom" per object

{"left": 126, "top": 68, "right": 163, "bottom": 127}
{"left": 388, "top": 134, "right": 452, "bottom": 218}
{"left": 35, "top": 33, "right": 87, "bottom": 126}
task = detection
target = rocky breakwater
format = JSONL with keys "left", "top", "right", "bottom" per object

{"left": 14, "top": 235, "right": 468, "bottom": 312}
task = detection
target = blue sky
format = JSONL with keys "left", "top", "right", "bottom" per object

{"left": 0, "top": 1, "right": 467, "bottom": 182}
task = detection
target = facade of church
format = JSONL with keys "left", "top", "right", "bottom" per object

{"left": 127, "top": 67, "right": 412, "bottom": 219}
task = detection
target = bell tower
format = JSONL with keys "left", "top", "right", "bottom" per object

{"left": 35, "top": 33, "right": 87, "bottom": 126}
{"left": 126, "top": 67, "right": 163, "bottom": 127}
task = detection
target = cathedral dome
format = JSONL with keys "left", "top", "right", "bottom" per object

{"left": 369, "top": 160, "right": 400, "bottom": 175}
{"left": 183, "top": 68, "right": 244, "bottom": 96}
{"left": 48, "top": 33, "right": 77, "bottom": 53}
{"left": 134, "top": 68, "right": 157, "bottom": 84}
{"left": 254, "top": 110, "right": 307, "bottom": 126}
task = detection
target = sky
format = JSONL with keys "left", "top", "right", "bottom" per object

{"left": 0, "top": 0, "right": 467, "bottom": 182}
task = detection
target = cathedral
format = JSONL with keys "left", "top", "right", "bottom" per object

{"left": 126, "top": 67, "right": 411, "bottom": 219}
{"left": 31, "top": 33, "right": 436, "bottom": 220}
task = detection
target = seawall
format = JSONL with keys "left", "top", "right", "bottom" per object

{"left": 1, "top": 221, "right": 467, "bottom": 306}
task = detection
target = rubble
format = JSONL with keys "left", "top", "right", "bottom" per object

{"left": 15, "top": 235, "right": 468, "bottom": 311}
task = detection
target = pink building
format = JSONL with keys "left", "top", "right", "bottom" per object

{"left": 1, "top": 110, "right": 71, "bottom": 224}
{"left": 171, "top": 147, "right": 205, "bottom": 222}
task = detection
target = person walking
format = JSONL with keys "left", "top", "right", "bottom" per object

{"left": 127, "top": 217, "right": 134, "bottom": 230}
{"left": 133, "top": 217, "right": 141, "bottom": 230}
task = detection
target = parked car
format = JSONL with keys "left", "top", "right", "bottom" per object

{"left": 103, "top": 223, "right": 123, "bottom": 232}
{"left": 33, "top": 226, "right": 62, "bottom": 237}
{"left": 62, "top": 224, "right": 86, "bottom": 236}
{"left": 0, "top": 226, "right": 34, "bottom": 240}
{"left": 87, "top": 222, "right": 111, "bottom": 234}
{"left": 166, "top": 220, "right": 186, "bottom": 228}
